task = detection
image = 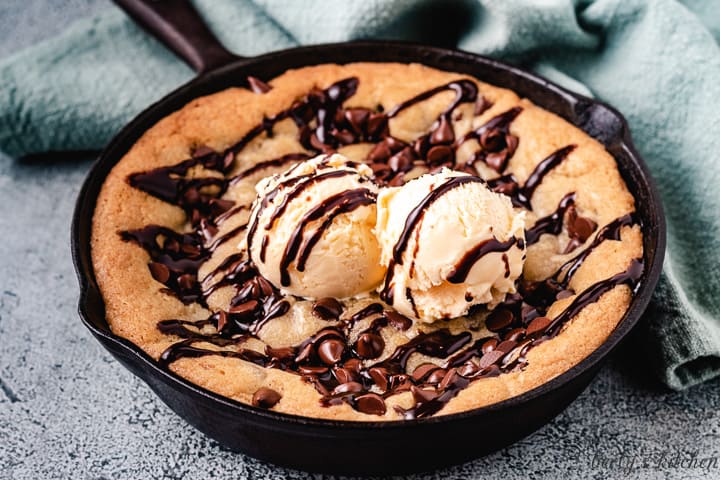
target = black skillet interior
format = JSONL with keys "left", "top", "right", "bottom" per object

{"left": 71, "top": 0, "right": 665, "bottom": 474}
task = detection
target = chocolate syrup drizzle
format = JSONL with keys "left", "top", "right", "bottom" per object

{"left": 280, "top": 187, "right": 377, "bottom": 286}
{"left": 120, "top": 76, "right": 644, "bottom": 418}
{"left": 243, "top": 165, "right": 378, "bottom": 284}
{"left": 379, "top": 176, "right": 486, "bottom": 304}
{"left": 448, "top": 237, "right": 518, "bottom": 284}
{"left": 525, "top": 193, "right": 576, "bottom": 246}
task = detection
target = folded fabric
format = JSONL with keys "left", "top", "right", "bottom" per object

{"left": 1, "top": 0, "right": 718, "bottom": 389}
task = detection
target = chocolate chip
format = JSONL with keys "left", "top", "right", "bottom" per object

{"left": 485, "top": 151, "right": 508, "bottom": 172}
{"left": 438, "top": 368, "right": 459, "bottom": 390}
{"left": 190, "top": 209, "right": 202, "bottom": 225}
{"left": 255, "top": 276, "right": 275, "bottom": 296}
{"left": 567, "top": 206, "right": 598, "bottom": 243}
{"left": 505, "top": 327, "right": 526, "bottom": 343}
{"left": 388, "top": 373, "right": 412, "bottom": 392}
{"left": 526, "top": 316, "right": 551, "bottom": 336}
{"left": 460, "top": 158, "right": 477, "bottom": 173}
{"left": 411, "top": 363, "right": 439, "bottom": 382}
{"left": 521, "top": 304, "right": 540, "bottom": 324}
{"left": 478, "top": 349, "right": 504, "bottom": 369}
{"left": 209, "top": 197, "right": 234, "bottom": 213}
{"left": 505, "top": 134, "right": 519, "bottom": 155}
{"left": 148, "top": 262, "right": 170, "bottom": 283}
{"left": 355, "top": 332, "right": 385, "bottom": 359}
{"left": 331, "top": 108, "right": 346, "bottom": 126}
{"left": 215, "top": 310, "right": 228, "bottom": 332}
{"left": 229, "top": 299, "right": 259, "bottom": 320}
{"left": 290, "top": 101, "right": 312, "bottom": 124}
{"left": 298, "top": 365, "right": 328, "bottom": 375}
{"left": 192, "top": 145, "right": 214, "bottom": 158}
{"left": 334, "top": 129, "right": 356, "bottom": 145}
{"left": 426, "top": 145, "right": 454, "bottom": 166}
{"left": 249, "top": 279, "right": 262, "bottom": 298}
{"left": 369, "top": 162, "right": 392, "bottom": 177}
{"left": 412, "top": 136, "right": 429, "bottom": 158}
{"left": 495, "top": 340, "right": 518, "bottom": 354}
{"left": 294, "top": 343, "right": 314, "bottom": 364}
{"left": 183, "top": 187, "right": 201, "bottom": 205}
{"left": 519, "top": 338, "right": 535, "bottom": 355}
{"left": 394, "top": 379, "right": 414, "bottom": 393}
{"left": 426, "top": 368, "right": 447, "bottom": 385}
{"left": 368, "top": 367, "right": 390, "bottom": 391}
{"left": 481, "top": 338, "right": 498, "bottom": 354}
{"left": 355, "top": 393, "right": 386, "bottom": 415}
{"left": 411, "top": 386, "right": 438, "bottom": 403}
{"left": 474, "top": 96, "right": 492, "bottom": 116}
{"left": 252, "top": 387, "right": 281, "bottom": 409}
{"left": 333, "top": 367, "right": 358, "bottom": 385}
{"left": 222, "top": 151, "right": 235, "bottom": 171}
{"left": 298, "top": 125, "right": 313, "bottom": 148}
{"left": 317, "top": 338, "right": 345, "bottom": 365}
{"left": 312, "top": 328, "right": 342, "bottom": 344}
{"left": 388, "top": 148, "right": 414, "bottom": 172}
{"left": 265, "top": 345, "right": 295, "bottom": 361}
{"left": 367, "top": 142, "right": 392, "bottom": 163}
{"left": 387, "top": 172, "right": 406, "bottom": 186}
{"left": 178, "top": 274, "right": 196, "bottom": 290}
{"left": 385, "top": 311, "right": 412, "bottom": 331}
{"left": 385, "top": 136, "right": 406, "bottom": 152}
{"left": 366, "top": 113, "right": 389, "bottom": 138}
{"left": 232, "top": 282, "right": 255, "bottom": 306}
{"left": 430, "top": 116, "right": 454, "bottom": 144}
{"left": 343, "top": 358, "right": 363, "bottom": 372}
{"left": 458, "top": 361, "right": 480, "bottom": 377}
{"left": 164, "top": 238, "right": 180, "bottom": 253}
{"left": 480, "top": 128, "right": 505, "bottom": 151}
{"left": 247, "top": 76, "right": 272, "bottom": 94}
{"left": 333, "top": 381, "right": 363, "bottom": 395}
{"left": 501, "top": 341, "right": 529, "bottom": 367}
{"left": 180, "top": 243, "right": 201, "bottom": 257}
{"left": 490, "top": 177, "right": 519, "bottom": 196}
{"left": 312, "top": 382, "right": 332, "bottom": 398}
{"left": 312, "top": 297, "right": 343, "bottom": 320}
{"left": 345, "top": 108, "right": 370, "bottom": 135}
{"left": 563, "top": 239, "right": 582, "bottom": 254}
{"left": 307, "top": 87, "right": 325, "bottom": 103}
{"left": 486, "top": 308, "right": 513, "bottom": 332}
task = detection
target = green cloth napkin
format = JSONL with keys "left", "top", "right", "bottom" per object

{"left": 2, "top": 0, "right": 718, "bottom": 390}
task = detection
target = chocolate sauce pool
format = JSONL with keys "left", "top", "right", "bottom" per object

{"left": 119, "top": 76, "right": 644, "bottom": 418}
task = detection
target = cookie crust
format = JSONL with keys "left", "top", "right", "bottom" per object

{"left": 91, "top": 62, "right": 642, "bottom": 421}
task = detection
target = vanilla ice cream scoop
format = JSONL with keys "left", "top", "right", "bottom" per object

{"left": 246, "top": 154, "right": 385, "bottom": 299}
{"left": 375, "top": 169, "right": 526, "bottom": 322}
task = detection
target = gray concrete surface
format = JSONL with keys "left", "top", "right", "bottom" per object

{"left": 1, "top": 1, "right": 719, "bottom": 479}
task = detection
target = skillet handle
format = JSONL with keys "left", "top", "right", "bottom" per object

{"left": 114, "top": 0, "right": 242, "bottom": 74}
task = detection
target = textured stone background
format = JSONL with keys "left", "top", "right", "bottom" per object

{"left": 1, "top": 1, "right": 718, "bottom": 479}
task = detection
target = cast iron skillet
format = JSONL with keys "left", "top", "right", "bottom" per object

{"left": 71, "top": 0, "right": 665, "bottom": 474}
